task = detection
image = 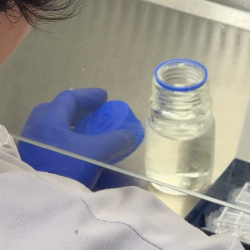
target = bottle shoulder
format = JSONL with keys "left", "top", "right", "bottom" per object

{"left": 147, "top": 112, "right": 215, "bottom": 141}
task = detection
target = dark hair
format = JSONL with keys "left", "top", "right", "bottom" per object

{"left": 0, "top": 0, "right": 83, "bottom": 26}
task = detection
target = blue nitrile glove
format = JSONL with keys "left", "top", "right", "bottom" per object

{"left": 93, "top": 170, "right": 146, "bottom": 191}
{"left": 18, "top": 88, "right": 137, "bottom": 190}
{"left": 72, "top": 100, "right": 145, "bottom": 190}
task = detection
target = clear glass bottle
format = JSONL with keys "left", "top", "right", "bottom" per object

{"left": 145, "top": 59, "right": 215, "bottom": 195}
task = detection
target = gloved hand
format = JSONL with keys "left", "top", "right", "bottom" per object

{"left": 18, "top": 88, "right": 138, "bottom": 190}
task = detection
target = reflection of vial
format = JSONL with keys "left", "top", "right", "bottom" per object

{"left": 145, "top": 59, "right": 215, "bottom": 195}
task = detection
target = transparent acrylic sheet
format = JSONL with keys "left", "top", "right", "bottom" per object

{"left": 12, "top": 135, "right": 250, "bottom": 216}
{"left": 1, "top": 0, "right": 250, "bottom": 215}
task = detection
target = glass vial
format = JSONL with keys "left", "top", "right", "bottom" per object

{"left": 145, "top": 59, "right": 215, "bottom": 195}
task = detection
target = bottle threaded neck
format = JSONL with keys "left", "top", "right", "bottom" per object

{"left": 151, "top": 59, "right": 211, "bottom": 119}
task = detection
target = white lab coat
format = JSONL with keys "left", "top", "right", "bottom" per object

{"left": 0, "top": 125, "right": 244, "bottom": 250}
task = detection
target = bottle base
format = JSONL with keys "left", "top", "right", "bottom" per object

{"left": 150, "top": 182, "right": 210, "bottom": 196}
{"left": 151, "top": 183, "right": 187, "bottom": 195}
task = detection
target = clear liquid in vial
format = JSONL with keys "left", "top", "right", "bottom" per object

{"left": 145, "top": 121, "right": 215, "bottom": 195}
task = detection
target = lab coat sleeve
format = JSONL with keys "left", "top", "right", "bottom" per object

{"left": 0, "top": 126, "right": 244, "bottom": 250}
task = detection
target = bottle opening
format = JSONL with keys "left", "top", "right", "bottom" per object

{"left": 154, "top": 59, "right": 208, "bottom": 92}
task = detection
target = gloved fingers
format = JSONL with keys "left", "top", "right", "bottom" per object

{"left": 33, "top": 103, "right": 49, "bottom": 112}
{"left": 80, "top": 129, "right": 138, "bottom": 164}
{"left": 42, "top": 88, "right": 107, "bottom": 128}
{"left": 70, "top": 110, "right": 91, "bottom": 128}
{"left": 25, "top": 103, "right": 49, "bottom": 124}
{"left": 28, "top": 102, "right": 49, "bottom": 121}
